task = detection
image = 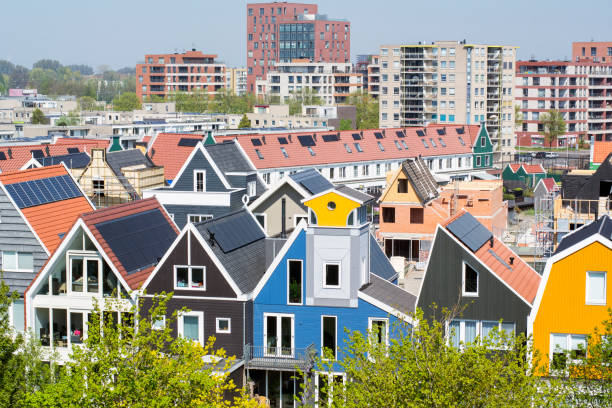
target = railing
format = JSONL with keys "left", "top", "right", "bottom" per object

{"left": 243, "top": 343, "right": 316, "bottom": 370}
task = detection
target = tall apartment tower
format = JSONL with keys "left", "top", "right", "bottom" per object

{"left": 136, "top": 50, "right": 226, "bottom": 101}
{"left": 378, "top": 41, "right": 517, "bottom": 161}
{"left": 246, "top": 2, "right": 351, "bottom": 94}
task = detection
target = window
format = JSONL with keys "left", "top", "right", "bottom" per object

{"left": 254, "top": 213, "right": 266, "bottom": 229}
{"left": 449, "top": 319, "right": 515, "bottom": 349}
{"left": 152, "top": 316, "right": 165, "bottom": 330}
{"left": 216, "top": 318, "right": 231, "bottom": 334}
{"left": 287, "top": 260, "right": 302, "bottom": 305}
{"left": 382, "top": 207, "right": 395, "bottom": 223}
{"left": 69, "top": 256, "right": 100, "bottom": 293}
{"left": 247, "top": 180, "right": 257, "bottom": 197}
{"left": 551, "top": 333, "right": 587, "bottom": 371}
{"left": 410, "top": 208, "right": 423, "bottom": 224}
{"left": 324, "top": 263, "right": 340, "bottom": 288}
{"left": 322, "top": 316, "right": 337, "bottom": 359}
{"left": 476, "top": 156, "right": 482, "bottom": 166}
{"left": 463, "top": 262, "right": 478, "bottom": 296}
{"left": 265, "top": 314, "right": 294, "bottom": 356}
{"left": 193, "top": 170, "right": 205, "bottom": 192}
{"left": 188, "top": 214, "right": 212, "bottom": 223}
{"left": 586, "top": 271, "right": 606, "bottom": 304}
{"left": 174, "top": 266, "right": 206, "bottom": 290}
{"left": 179, "top": 311, "right": 204, "bottom": 345}
{"left": 369, "top": 318, "right": 389, "bottom": 346}
{"left": 3, "top": 251, "right": 33, "bottom": 272}
{"left": 362, "top": 164, "right": 369, "bottom": 176}
{"left": 353, "top": 165, "right": 358, "bottom": 177}
{"left": 93, "top": 179, "right": 104, "bottom": 196}
{"left": 398, "top": 179, "right": 408, "bottom": 193}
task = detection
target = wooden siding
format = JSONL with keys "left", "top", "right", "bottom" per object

{"left": 164, "top": 190, "right": 244, "bottom": 230}
{"left": 171, "top": 149, "right": 228, "bottom": 192}
{"left": 250, "top": 183, "right": 307, "bottom": 237}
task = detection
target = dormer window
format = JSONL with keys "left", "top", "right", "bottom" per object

{"left": 324, "top": 263, "right": 340, "bottom": 288}
{"left": 463, "top": 262, "right": 478, "bottom": 297}
{"left": 193, "top": 170, "right": 205, "bottom": 192}
{"left": 174, "top": 266, "right": 206, "bottom": 290}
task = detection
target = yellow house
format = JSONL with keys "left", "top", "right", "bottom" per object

{"left": 528, "top": 215, "right": 612, "bottom": 374}
{"left": 302, "top": 185, "right": 373, "bottom": 228}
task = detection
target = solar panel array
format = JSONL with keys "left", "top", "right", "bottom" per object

{"left": 95, "top": 209, "right": 176, "bottom": 274}
{"left": 206, "top": 211, "right": 265, "bottom": 253}
{"left": 178, "top": 138, "right": 200, "bottom": 147}
{"left": 289, "top": 169, "right": 333, "bottom": 194}
{"left": 0, "top": 152, "right": 6, "bottom": 160}
{"left": 67, "top": 147, "right": 80, "bottom": 154}
{"left": 322, "top": 134, "right": 339, "bottom": 142}
{"left": 31, "top": 149, "right": 44, "bottom": 158}
{"left": 416, "top": 130, "right": 425, "bottom": 137}
{"left": 396, "top": 130, "right": 405, "bottom": 138}
{"left": 437, "top": 128, "right": 446, "bottom": 135}
{"left": 297, "top": 135, "right": 315, "bottom": 147}
{"left": 447, "top": 212, "right": 492, "bottom": 253}
{"left": 6, "top": 174, "right": 82, "bottom": 209}
{"left": 352, "top": 133, "right": 362, "bottom": 140}
{"left": 456, "top": 127, "right": 465, "bottom": 134}
{"left": 374, "top": 132, "right": 383, "bottom": 139}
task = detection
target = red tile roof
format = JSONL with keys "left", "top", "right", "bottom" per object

{"left": 508, "top": 164, "right": 522, "bottom": 172}
{"left": 215, "top": 124, "right": 480, "bottom": 170}
{"left": 541, "top": 178, "right": 559, "bottom": 193}
{"left": 443, "top": 210, "right": 541, "bottom": 304}
{"left": 81, "top": 198, "right": 179, "bottom": 289}
{"left": 0, "top": 165, "right": 94, "bottom": 253}
{"left": 522, "top": 164, "right": 546, "bottom": 174}
{"left": 147, "top": 133, "right": 205, "bottom": 180}
{"left": 593, "top": 141, "right": 612, "bottom": 165}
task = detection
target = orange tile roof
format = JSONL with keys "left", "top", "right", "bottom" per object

{"left": 148, "top": 133, "right": 204, "bottom": 180}
{"left": 508, "top": 164, "right": 522, "bottom": 172}
{"left": 443, "top": 210, "right": 541, "bottom": 304}
{"left": 593, "top": 141, "right": 612, "bottom": 164}
{"left": 522, "top": 164, "right": 546, "bottom": 174}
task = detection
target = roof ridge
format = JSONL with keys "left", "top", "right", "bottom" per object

{"left": 0, "top": 164, "right": 65, "bottom": 179}
{"left": 82, "top": 197, "right": 159, "bottom": 220}
{"left": 194, "top": 207, "right": 248, "bottom": 227}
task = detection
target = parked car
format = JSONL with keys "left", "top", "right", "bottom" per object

{"left": 535, "top": 152, "right": 547, "bottom": 159}
{"left": 545, "top": 152, "right": 559, "bottom": 158}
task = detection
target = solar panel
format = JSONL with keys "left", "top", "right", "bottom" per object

{"left": 374, "top": 132, "right": 383, "bottom": 139}
{"left": 456, "top": 127, "right": 465, "bottom": 135}
{"left": 0, "top": 152, "right": 6, "bottom": 160}
{"left": 67, "top": 147, "right": 80, "bottom": 154}
{"left": 322, "top": 134, "right": 339, "bottom": 142}
{"left": 95, "top": 209, "right": 176, "bottom": 274}
{"left": 178, "top": 138, "right": 200, "bottom": 147}
{"left": 278, "top": 137, "right": 288, "bottom": 145}
{"left": 297, "top": 135, "right": 315, "bottom": 147}
{"left": 352, "top": 133, "right": 361, "bottom": 140}
{"left": 30, "top": 149, "right": 44, "bottom": 159}
{"left": 290, "top": 170, "right": 333, "bottom": 194}
{"left": 416, "top": 130, "right": 425, "bottom": 137}
{"left": 206, "top": 211, "right": 265, "bottom": 253}
{"left": 251, "top": 138, "right": 262, "bottom": 146}
{"left": 446, "top": 212, "right": 492, "bottom": 253}
{"left": 437, "top": 128, "right": 446, "bottom": 135}
{"left": 5, "top": 174, "right": 82, "bottom": 209}
{"left": 396, "top": 131, "right": 405, "bottom": 138}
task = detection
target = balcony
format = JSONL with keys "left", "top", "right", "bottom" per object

{"left": 244, "top": 344, "right": 316, "bottom": 371}
{"left": 487, "top": 52, "right": 501, "bottom": 60}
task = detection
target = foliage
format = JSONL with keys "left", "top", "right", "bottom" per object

{"left": 31, "top": 108, "right": 48, "bottom": 125}
{"left": 503, "top": 193, "right": 515, "bottom": 201}
{"left": 77, "top": 96, "right": 100, "bottom": 111}
{"left": 238, "top": 114, "right": 251, "bottom": 129}
{"left": 66, "top": 65, "right": 94, "bottom": 76}
{"left": 209, "top": 89, "right": 256, "bottom": 114}
{"left": 0, "top": 60, "right": 15, "bottom": 76}
{"left": 514, "top": 105, "right": 523, "bottom": 128}
{"left": 338, "top": 118, "right": 353, "bottom": 131}
{"left": 0, "top": 75, "right": 7, "bottom": 95}
{"left": 112, "top": 92, "right": 141, "bottom": 111}
{"left": 33, "top": 59, "right": 63, "bottom": 72}
{"left": 9, "top": 65, "right": 29, "bottom": 89}
{"left": 170, "top": 90, "right": 209, "bottom": 113}
{"left": 540, "top": 109, "right": 567, "bottom": 149}
{"left": 55, "top": 111, "right": 80, "bottom": 126}
{"left": 116, "top": 67, "right": 136, "bottom": 75}
{"left": 286, "top": 88, "right": 322, "bottom": 115}
{"left": 346, "top": 90, "right": 378, "bottom": 129}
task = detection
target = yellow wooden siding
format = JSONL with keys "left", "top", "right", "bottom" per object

{"left": 303, "top": 191, "right": 360, "bottom": 227}
{"left": 382, "top": 172, "right": 421, "bottom": 204}
{"left": 533, "top": 241, "right": 612, "bottom": 369}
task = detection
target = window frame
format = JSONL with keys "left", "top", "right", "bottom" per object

{"left": 247, "top": 180, "right": 257, "bottom": 197}
{"left": 178, "top": 311, "right": 204, "bottom": 345}
{"left": 263, "top": 312, "right": 295, "bottom": 357}
{"left": 215, "top": 317, "right": 231, "bottom": 334}
{"left": 368, "top": 317, "right": 389, "bottom": 347}
{"left": 152, "top": 315, "right": 166, "bottom": 330}
{"left": 193, "top": 170, "right": 206, "bottom": 192}
{"left": 462, "top": 261, "right": 479, "bottom": 297}
{"left": 187, "top": 214, "right": 213, "bottom": 224}
{"left": 321, "top": 315, "right": 338, "bottom": 360}
{"left": 173, "top": 265, "right": 206, "bottom": 291}
{"left": 585, "top": 271, "right": 607, "bottom": 305}
{"left": 67, "top": 253, "right": 102, "bottom": 295}
{"left": 550, "top": 333, "right": 587, "bottom": 372}
{"left": 323, "top": 262, "right": 341, "bottom": 288}
{"left": 254, "top": 213, "right": 267, "bottom": 230}
{"left": 2, "top": 251, "right": 34, "bottom": 272}
{"left": 287, "top": 259, "right": 303, "bottom": 305}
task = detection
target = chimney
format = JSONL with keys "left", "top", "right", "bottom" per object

{"left": 262, "top": 135, "right": 266, "bottom": 144}
{"left": 509, "top": 257, "right": 514, "bottom": 265}
{"left": 337, "top": 132, "right": 340, "bottom": 140}
{"left": 209, "top": 232, "right": 215, "bottom": 247}
{"left": 7, "top": 148, "right": 12, "bottom": 159}
{"left": 288, "top": 134, "right": 292, "bottom": 143}
{"left": 489, "top": 236, "right": 494, "bottom": 248}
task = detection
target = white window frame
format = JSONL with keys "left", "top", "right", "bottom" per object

{"left": 323, "top": 262, "right": 341, "bottom": 289}
{"left": 247, "top": 180, "right": 257, "bottom": 197}
{"left": 293, "top": 214, "right": 308, "bottom": 227}
{"left": 215, "top": 317, "right": 231, "bottom": 334}
{"left": 550, "top": 333, "right": 587, "bottom": 373}
{"left": 321, "top": 315, "right": 337, "bottom": 360}
{"left": 462, "top": 261, "right": 479, "bottom": 297}
{"left": 193, "top": 170, "right": 206, "bottom": 192}
{"left": 173, "top": 265, "right": 206, "bottom": 291}
{"left": 2, "top": 251, "right": 34, "bottom": 272}
{"left": 178, "top": 311, "right": 204, "bottom": 346}
{"left": 315, "top": 372, "right": 346, "bottom": 407}
{"left": 152, "top": 315, "right": 166, "bottom": 330}
{"left": 187, "top": 214, "right": 213, "bottom": 224}
{"left": 67, "top": 253, "right": 102, "bottom": 295}
{"left": 368, "top": 317, "right": 389, "bottom": 347}
{"left": 263, "top": 312, "right": 295, "bottom": 358}
{"left": 585, "top": 271, "right": 607, "bottom": 305}
{"left": 476, "top": 156, "right": 482, "bottom": 166}
{"left": 287, "top": 259, "right": 303, "bottom": 305}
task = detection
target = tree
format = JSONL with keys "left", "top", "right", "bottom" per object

{"left": 112, "top": 92, "right": 141, "bottom": 111}
{"left": 287, "top": 88, "right": 322, "bottom": 115}
{"left": 338, "top": 118, "right": 353, "bottom": 130}
{"left": 540, "top": 109, "right": 567, "bottom": 149}
{"left": 0, "top": 60, "right": 15, "bottom": 76}
{"left": 33, "top": 59, "right": 62, "bottom": 72}
{"left": 514, "top": 105, "right": 523, "bottom": 129}
{"left": 67, "top": 65, "right": 94, "bottom": 75}
{"left": 8, "top": 65, "right": 29, "bottom": 89}
{"left": 56, "top": 111, "right": 80, "bottom": 126}
{"left": 171, "top": 90, "right": 209, "bottom": 113}
{"left": 346, "top": 90, "right": 378, "bottom": 130}
{"left": 77, "top": 96, "right": 99, "bottom": 111}
{"left": 116, "top": 67, "right": 136, "bottom": 75}
{"left": 238, "top": 114, "right": 251, "bottom": 129}
{"left": 31, "top": 108, "right": 48, "bottom": 125}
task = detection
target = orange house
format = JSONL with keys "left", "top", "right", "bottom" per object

{"left": 528, "top": 215, "right": 612, "bottom": 373}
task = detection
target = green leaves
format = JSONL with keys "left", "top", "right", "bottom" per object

{"left": 346, "top": 91, "right": 378, "bottom": 130}
{"left": 112, "top": 92, "right": 141, "bottom": 111}
{"left": 540, "top": 109, "right": 567, "bottom": 148}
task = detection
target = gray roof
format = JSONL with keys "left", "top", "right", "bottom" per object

{"left": 205, "top": 141, "right": 255, "bottom": 173}
{"left": 401, "top": 157, "right": 439, "bottom": 204}
{"left": 555, "top": 215, "right": 612, "bottom": 254}
{"left": 369, "top": 235, "right": 397, "bottom": 281}
{"left": 195, "top": 209, "right": 268, "bottom": 294}
{"left": 106, "top": 149, "right": 158, "bottom": 195}
{"left": 336, "top": 185, "right": 374, "bottom": 203}
{"left": 360, "top": 273, "right": 416, "bottom": 316}
{"left": 38, "top": 152, "right": 90, "bottom": 169}
{"left": 289, "top": 169, "right": 333, "bottom": 195}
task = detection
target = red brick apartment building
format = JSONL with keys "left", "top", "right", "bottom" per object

{"left": 136, "top": 50, "right": 226, "bottom": 101}
{"left": 573, "top": 41, "right": 612, "bottom": 63}
{"left": 246, "top": 2, "right": 350, "bottom": 93}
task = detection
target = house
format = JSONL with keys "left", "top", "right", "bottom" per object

{"left": 246, "top": 187, "right": 413, "bottom": 405}
{"left": 417, "top": 210, "right": 541, "bottom": 344}
{"left": 534, "top": 178, "right": 559, "bottom": 213}
{"left": 528, "top": 216, "right": 612, "bottom": 373}
{"left": 470, "top": 123, "right": 494, "bottom": 172}
{"left": 147, "top": 133, "right": 213, "bottom": 184}
{"left": 77, "top": 148, "right": 165, "bottom": 208}
{"left": 0, "top": 165, "right": 94, "bottom": 333}
{"left": 24, "top": 197, "right": 178, "bottom": 361}
{"left": 25, "top": 152, "right": 92, "bottom": 179}
{"left": 502, "top": 163, "right": 547, "bottom": 189}
{"left": 143, "top": 140, "right": 266, "bottom": 229}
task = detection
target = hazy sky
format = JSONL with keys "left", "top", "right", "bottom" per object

{"left": 1, "top": 0, "right": 610, "bottom": 70}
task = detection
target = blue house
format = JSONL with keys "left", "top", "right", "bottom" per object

{"left": 245, "top": 188, "right": 415, "bottom": 406}
{"left": 143, "top": 140, "right": 266, "bottom": 229}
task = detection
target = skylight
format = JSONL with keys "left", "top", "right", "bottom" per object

{"left": 377, "top": 141, "right": 385, "bottom": 152}
{"left": 439, "top": 138, "right": 446, "bottom": 147}
{"left": 307, "top": 147, "right": 316, "bottom": 156}
{"left": 281, "top": 147, "right": 289, "bottom": 158}
{"left": 354, "top": 143, "right": 363, "bottom": 153}
{"left": 255, "top": 149, "right": 264, "bottom": 159}
{"left": 429, "top": 138, "right": 437, "bottom": 147}
{"left": 394, "top": 140, "right": 402, "bottom": 150}
{"left": 422, "top": 139, "right": 429, "bottom": 148}
{"left": 344, "top": 143, "right": 352, "bottom": 153}
{"left": 401, "top": 140, "right": 408, "bottom": 149}
{"left": 458, "top": 136, "right": 465, "bottom": 146}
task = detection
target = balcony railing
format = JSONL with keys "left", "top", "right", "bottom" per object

{"left": 244, "top": 344, "right": 316, "bottom": 370}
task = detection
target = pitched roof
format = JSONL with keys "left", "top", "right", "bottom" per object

{"left": 360, "top": 273, "right": 416, "bottom": 315}
{"left": 215, "top": 124, "right": 477, "bottom": 170}
{"left": 467, "top": 124, "right": 484, "bottom": 145}
{"left": 148, "top": 133, "right": 205, "bottom": 180}
{"left": 369, "top": 235, "right": 398, "bottom": 281}
{"left": 554, "top": 215, "right": 612, "bottom": 255}
{"left": 540, "top": 178, "right": 559, "bottom": 193}
{"left": 289, "top": 168, "right": 333, "bottom": 195}
{"left": 0, "top": 165, "right": 94, "bottom": 253}
{"left": 81, "top": 198, "right": 179, "bottom": 289}
{"left": 443, "top": 210, "right": 541, "bottom": 304}
{"left": 522, "top": 164, "right": 546, "bottom": 174}
{"left": 508, "top": 164, "right": 522, "bottom": 172}
{"left": 401, "top": 157, "right": 439, "bottom": 203}
{"left": 592, "top": 142, "right": 612, "bottom": 165}
{"left": 36, "top": 152, "right": 91, "bottom": 169}
{"left": 335, "top": 184, "right": 374, "bottom": 203}
{"left": 204, "top": 140, "right": 255, "bottom": 173}
{"left": 106, "top": 149, "right": 160, "bottom": 194}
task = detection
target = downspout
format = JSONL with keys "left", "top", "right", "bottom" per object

{"left": 281, "top": 198, "right": 286, "bottom": 238}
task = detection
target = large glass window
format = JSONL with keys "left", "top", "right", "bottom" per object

{"left": 70, "top": 257, "right": 100, "bottom": 294}
{"left": 322, "top": 316, "right": 337, "bottom": 359}
{"left": 463, "top": 263, "right": 478, "bottom": 296}
{"left": 265, "top": 314, "right": 294, "bottom": 357}
{"left": 174, "top": 266, "right": 206, "bottom": 290}
{"left": 551, "top": 333, "right": 587, "bottom": 371}
{"left": 288, "top": 260, "right": 302, "bottom": 305}
{"left": 179, "top": 312, "right": 203, "bottom": 345}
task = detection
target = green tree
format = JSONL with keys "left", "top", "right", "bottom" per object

{"left": 9, "top": 65, "right": 29, "bottom": 89}
{"left": 0, "top": 60, "right": 15, "bottom": 76}
{"left": 56, "top": 110, "right": 80, "bottom": 126}
{"left": 287, "top": 88, "right": 322, "bottom": 115}
{"left": 112, "top": 92, "right": 141, "bottom": 111}
{"left": 77, "top": 96, "right": 99, "bottom": 111}
{"left": 33, "top": 59, "right": 62, "bottom": 72}
{"left": 346, "top": 90, "right": 378, "bottom": 129}
{"left": 338, "top": 118, "right": 353, "bottom": 130}
{"left": 540, "top": 109, "right": 567, "bottom": 149}
{"left": 31, "top": 108, "right": 48, "bottom": 125}
{"left": 171, "top": 90, "right": 209, "bottom": 113}
{"left": 514, "top": 105, "right": 523, "bottom": 129}
{"left": 238, "top": 114, "right": 251, "bottom": 129}
{"left": 67, "top": 64, "right": 93, "bottom": 75}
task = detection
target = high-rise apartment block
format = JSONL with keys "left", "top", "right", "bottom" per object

{"left": 136, "top": 50, "right": 226, "bottom": 101}
{"left": 246, "top": 2, "right": 350, "bottom": 94}
{"left": 378, "top": 41, "right": 517, "bottom": 160}
{"left": 355, "top": 54, "right": 380, "bottom": 99}
{"left": 226, "top": 68, "right": 248, "bottom": 96}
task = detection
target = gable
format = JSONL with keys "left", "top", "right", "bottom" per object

{"left": 473, "top": 126, "right": 491, "bottom": 153}
{"left": 171, "top": 149, "right": 229, "bottom": 192}
{"left": 380, "top": 171, "right": 421, "bottom": 204}
{"left": 304, "top": 191, "right": 361, "bottom": 227}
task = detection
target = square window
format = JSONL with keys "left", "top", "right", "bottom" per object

{"left": 410, "top": 208, "right": 424, "bottom": 224}
{"left": 586, "top": 271, "right": 606, "bottom": 304}
{"left": 397, "top": 179, "right": 408, "bottom": 193}
{"left": 324, "top": 263, "right": 340, "bottom": 287}
{"left": 463, "top": 263, "right": 478, "bottom": 296}
{"left": 174, "top": 266, "right": 206, "bottom": 290}
{"left": 216, "top": 318, "right": 231, "bottom": 333}
{"left": 382, "top": 207, "right": 395, "bottom": 223}
{"left": 152, "top": 316, "right": 165, "bottom": 330}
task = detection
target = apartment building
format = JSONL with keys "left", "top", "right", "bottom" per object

{"left": 379, "top": 41, "right": 517, "bottom": 161}
{"left": 255, "top": 60, "right": 362, "bottom": 105}
{"left": 136, "top": 50, "right": 226, "bottom": 101}
{"left": 246, "top": 2, "right": 350, "bottom": 93}
{"left": 226, "top": 68, "right": 247, "bottom": 95}
{"left": 573, "top": 41, "right": 612, "bottom": 63}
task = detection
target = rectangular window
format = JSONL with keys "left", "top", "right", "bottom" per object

{"left": 265, "top": 314, "right": 294, "bottom": 357}
{"left": 410, "top": 208, "right": 424, "bottom": 224}
{"left": 93, "top": 179, "right": 104, "bottom": 196}
{"left": 322, "top": 316, "right": 337, "bottom": 359}
{"left": 194, "top": 170, "right": 205, "bottom": 192}
{"left": 287, "top": 260, "right": 302, "bottom": 305}
{"left": 324, "top": 263, "right": 340, "bottom": 288}
{"left": 551, "top": 333, "right": 587, "bottom": 371}
{"left": 382, "top": 207, "right": 395, "bottom": 223}
{"left": 152, "top": 316, "right": 165, "bottom": 330}
{"left": 174, "top": 266, "right": 206, "bottom": 290}
{"left": 247, "top": 180, "right": 257, "bottom": 197}
{"left": 586, "top": 271, "right": 606, "bottom": 304}
{"left": 179, "top": 311, "right": 204, "bottom": 345}
{"left": 188, "top": 214, "right": 212, "bottom": 223}
{"left": 216, "top": 318, "right": 231, "bottom": 334}
{"left": 476, "top": 156, "right": 482, "bottom": 166}
{"left": 463, "top": 262, "right": 478, "bottom": 296}
{"left": 397, "top": 179, "right": 408, "bottom": 193}
{"left": 369, "top": 318, "right": 388, "bottom": 346}
{"left": 3, "top": 251, "right": 33, "bottom": 272}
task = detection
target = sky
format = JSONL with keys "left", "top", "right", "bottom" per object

{"left": 1, "top": 0, "right": 611, "bottom": 70}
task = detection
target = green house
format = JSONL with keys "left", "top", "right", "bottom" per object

{"left": 471, "top": 124, "right": 493, "bottom": 169}
{"left": 502, "top": 163, "right": 547, "bottom": 189}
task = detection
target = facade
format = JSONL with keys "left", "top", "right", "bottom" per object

{"left": 136, "top": 50, "right": 226, "bottom": 101}
{"left": 255, "top": 61, "right": 363, "bottom": 105}
{"left": 528, "top": 215, "right": 612, "bottom": 373}
{"left": 226, "top": 67, "right": 248, "bottom": 96}
{"left": 572, "top": 41, "right": 612, "bottom": 63}
{"left": 502, "top": 163, "right": 546, "bottom": 189}
{"left": 417, "top": 210, "right": 541, "bottom": 341}
{"left": 246, "top": 3, "right": 350, "bottom": 93}
{"left": 378, "top": 41, "right": 517, "bottom": 161}
{"left": 534, "top": 178, "right": 559, "bottom": 213}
